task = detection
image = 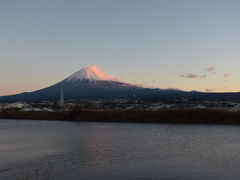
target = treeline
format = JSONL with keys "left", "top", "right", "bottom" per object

{"left": 1, "top": 109, "right": 240, "bottom": 124}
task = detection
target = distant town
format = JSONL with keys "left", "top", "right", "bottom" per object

{"left": 1, "top": 97, "right": 240, "bottom": 113}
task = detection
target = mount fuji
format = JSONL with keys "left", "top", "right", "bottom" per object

{"left": 0, "top": 65, "right": 172, "bottom": 102}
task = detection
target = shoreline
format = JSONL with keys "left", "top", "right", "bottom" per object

{"left": 1, "top": 109, "right": 240, "bottom": 125}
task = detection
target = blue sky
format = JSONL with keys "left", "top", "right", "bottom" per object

{"left": 1, "top": 0, "right": 240, "bottom": 95}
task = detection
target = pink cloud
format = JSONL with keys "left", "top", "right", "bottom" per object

{"left": 180, "top": 73, "right": 208, "bottom": 79}
{"left": 224, "top": 74, "right": 230, "bottom": 78}
{"left": 200, "top": 74, "right": 207, "bottom": 79}
{"left": 205, "top": 88, "right": 215, "bottom": 92}
{"left": 180, "top": 73, "right": 198, "bottom": 79}
{"left": 205, "top": 67, "right": 215, "bottom": 72}
{"left": 205, "top": 67, "right": 217, "bottom": 75}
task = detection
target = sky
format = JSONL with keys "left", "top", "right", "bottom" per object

{"left": 1, "top": 0, "right": 240, "bottom": 96}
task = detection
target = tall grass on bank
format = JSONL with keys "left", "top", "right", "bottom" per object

{"left": 1, "top": 109, "right": 240, "bottom": 124}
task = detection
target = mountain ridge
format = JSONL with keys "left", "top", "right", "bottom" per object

{"left": 1, "top": 65, "right": 240, "bottom": 102}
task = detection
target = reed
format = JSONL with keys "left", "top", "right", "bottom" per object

{"left": 1, "top": 109, "right": 240, "bottom": 125}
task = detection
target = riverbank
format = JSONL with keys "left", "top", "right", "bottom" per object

{"left": 1, "top": 109, "right": 240, "bottom": 124}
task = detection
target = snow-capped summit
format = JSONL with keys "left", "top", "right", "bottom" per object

{"left": 66, "top": 65, "right": 123, "bottom": 82}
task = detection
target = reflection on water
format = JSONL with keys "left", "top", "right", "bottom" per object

{"left": 1, "top": 119, "right": 240, "bottom": 179}
{"left": 86, "top": 126, "right": 110, "bottom": 173}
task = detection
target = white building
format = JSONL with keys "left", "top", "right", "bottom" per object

{"left": 21, "top": 108, "right": 43, "bottom": 112}
{"left": 230, "top": 104, "right": 240, "bottom": 112}
{"left": 5, "top": 103, "right": 25, "bottom": 109}
{"left": 42, "top": 108, "right": 54, "bottom": 112}
{"left": 193, "top": 105, "right": 206, "bottom": 109}
{"left": 21, "top": 108, "right": 32, "bottom": 112}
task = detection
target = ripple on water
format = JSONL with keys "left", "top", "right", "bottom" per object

{"left": 1, "top": 120, "right": 240, "bottom": 179}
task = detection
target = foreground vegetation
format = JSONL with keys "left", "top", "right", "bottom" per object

{"left": 1, "top": 109, "right": 240, "bottom": 124}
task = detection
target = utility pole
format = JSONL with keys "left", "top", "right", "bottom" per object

{"left": 60, "top": 87, "right": 64, "bottom": 106}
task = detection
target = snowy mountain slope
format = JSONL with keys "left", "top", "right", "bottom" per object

{"left": 66, "top": 65, "right": 124, "bottom": 82}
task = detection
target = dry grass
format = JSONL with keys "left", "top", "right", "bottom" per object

{"left": 1, "top": 109, "right": 240, "bottom": 125}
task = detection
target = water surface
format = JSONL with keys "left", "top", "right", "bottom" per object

{"left": 0, "top": 119, "right": 240, "bottom": 179}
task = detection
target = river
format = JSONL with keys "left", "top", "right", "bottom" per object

{"left": 0, "top": 119, "right": 240, "bottom": 179}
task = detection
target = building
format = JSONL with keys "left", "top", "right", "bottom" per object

{"left": 230, "top": 104, "right": 240, "bottom": 112}
{"left": 5, "top": 102, "right": 26, "bottom": 109}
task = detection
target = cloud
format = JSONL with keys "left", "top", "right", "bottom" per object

{"left": 205, "top": 67, "right": 217, "bottom": 75}
{"left": 224, "top": 73, "right": 230, "bottom": 78}
{"left": 180, "top": 73, "right": 198, "bottom": 79}
{"left": 180, "top": 73, "right": 207, "bottom": 79}
{"left": 180, "top": 67, "right": 225, "bottom": 80}
{"left": 200, "top": 74, "right": 207, "bottom": 79}
{"left": 152, "top": 80, "right": 157, "bottom": 83}
{"left": 205, "top": 67, "right": 215, "bottom": 72}
{"left": 205, "top": 88, "right": 215, "bottom": 92}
